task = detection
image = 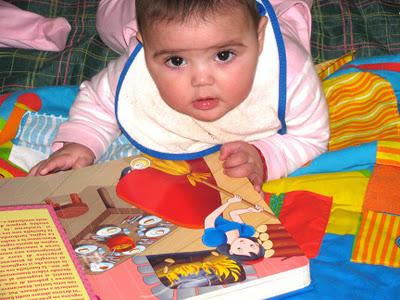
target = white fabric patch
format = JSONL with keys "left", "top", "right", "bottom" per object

{"left": 8, "top": 145, "right": 47, "bottom": 172}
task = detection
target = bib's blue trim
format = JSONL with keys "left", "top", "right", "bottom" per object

{"left": 260, "top": 0, "right": 287, "bottom": 134}
{"left": 128, "top": 136, "right": 221, "bottom": 161}
{"left": 115, "top": 0, "right": 287, "bottom": 160}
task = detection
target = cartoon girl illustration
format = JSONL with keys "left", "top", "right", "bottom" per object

{"left": 202, "top": 195, "right": 265, "bottom": 263}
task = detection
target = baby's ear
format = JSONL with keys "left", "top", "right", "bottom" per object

{"left": 257, "top": 16, "right": 268, "bottom": 55}
{"left": 137, "top": 32, "right": 143, "bottom": 44}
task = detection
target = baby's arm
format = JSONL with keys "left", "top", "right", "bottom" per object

{"left": 54, "top": 53, "right": 129, "bottom": 159}
{"left": 29, "top": 52, "right": 130, "bottom": 176}
{"left": 241, "top": 0, "right": 327, "bottom": 182}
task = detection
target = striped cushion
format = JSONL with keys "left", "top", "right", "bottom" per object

{"left": 316, "top": 52, "right": 355, "bottom": 81}
{"left": 376, "top": 140, "right": 400, "bottom": 167}
{"left": 322, "top": 55, "right": 400, "bottom": 151}
{"left": 352, "top": 210, "right": 400, "bottom": 268}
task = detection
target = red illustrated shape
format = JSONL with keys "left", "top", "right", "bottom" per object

{"left": 116, "top": 158, "right": 222, "bottom": 229}
{"left": 106, "top": 235, "right": 136, "bottom": 253}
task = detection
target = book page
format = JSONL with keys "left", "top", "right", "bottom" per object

{"left": 0, "top": 155, "right": 309, "bottom": 300}
{"left": 0, "top": 205, "right": 94, "bottom": 300}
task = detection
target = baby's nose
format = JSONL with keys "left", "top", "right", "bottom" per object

{"left": 191, "top": 65, "right": 214, "bottom": 86}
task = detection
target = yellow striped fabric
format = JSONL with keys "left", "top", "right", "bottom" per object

{"left": 377, "top": 140, "right": 400, "bottom": 167}
{"left": 352, "top": 210, "right": 400, "bottom": 267}
{"left": 323, "top": 72, "right": 400, "bottom": 151}
{"left": 316, "top": 52, "right": 355, "bottom": 81}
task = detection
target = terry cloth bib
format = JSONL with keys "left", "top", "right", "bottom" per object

{"left": 116, "top": 0, "right": 287, "bottom": 160}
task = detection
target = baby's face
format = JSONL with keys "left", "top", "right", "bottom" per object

{"left": 141, "top": 7, "right": 266, "bottom": 122}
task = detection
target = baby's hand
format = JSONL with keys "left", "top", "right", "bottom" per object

{"left": 219, "top": 141, "right": 265, "bottom": 192}
{"left": 28, "top": 142, "right": 95, "bottom": 176}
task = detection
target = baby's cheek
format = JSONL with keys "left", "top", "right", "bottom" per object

{"left": 158, "top": 85, "right": 188, "bottom": 112}
{"left": 222, "top": 69, "right": 254, "bottom": 104}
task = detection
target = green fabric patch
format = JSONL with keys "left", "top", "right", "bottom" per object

{"left": 269, "top": 193, "right": 285, "bottom": 217}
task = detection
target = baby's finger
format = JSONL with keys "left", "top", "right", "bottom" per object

{"left": 222, "top": 151, "right": 249, "bottom": 169}
{"left": 27, "top": 162, "right": 43, "bottom": 176}
{"left": 224, "top": 162, "right": 253, "bottom": 178}
{"left": 248, "top": 172, "right": 263, "bottom": 192}
{"left": 219, "top": 142, "right": 243, "bottom": 160}
{"left": 38, "top": 157, "right": 71, "bottom": 175}
{"left": 71, "top": 156, "right": 93, "bottom": 169}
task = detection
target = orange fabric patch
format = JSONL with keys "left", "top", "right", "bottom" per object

{"left": 363, "top": 164, "right": 400, "bottom": 215}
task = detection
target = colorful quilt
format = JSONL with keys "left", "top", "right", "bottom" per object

{"left": 265, "top": 54, "right": 400, "bottom": 298}
{"left": 0, "top": 54, "right": 399, "bottom": 297}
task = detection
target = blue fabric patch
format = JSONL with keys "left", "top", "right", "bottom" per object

{"left": 290, "top": 141, "right": 377, "bottom": 177}
{"left": 1, "top": 86, "right": 78, "bottom": 121}
{"left": 292, "top": 234, "right": 400, "bottom": 299}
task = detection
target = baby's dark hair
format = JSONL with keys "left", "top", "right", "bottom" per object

{"left": 135, "top": 0, "right": 261, "bottom": 35}
{"left": 216, "top": 237, "right": 265, "bottom": 263}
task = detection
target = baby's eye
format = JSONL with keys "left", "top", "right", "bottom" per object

{"left": 215, "top": 50, "right": 235, "bottom": 62}
{"left": 166, "top": 56, "right": 186, "bottom": 67}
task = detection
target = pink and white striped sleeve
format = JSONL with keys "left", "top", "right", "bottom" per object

{"left": 53, "top": 53, "right": 130, "bottom": 160}
{"left": 251, "top": 58, "right": 329, "bottom": 181}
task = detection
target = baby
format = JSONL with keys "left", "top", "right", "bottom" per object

{"left": 29, "top": 0, "right": 329, "bottom": 192}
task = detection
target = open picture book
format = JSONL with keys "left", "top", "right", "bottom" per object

{"left": 0, "top": 152, "right": 310, "bottom": 299}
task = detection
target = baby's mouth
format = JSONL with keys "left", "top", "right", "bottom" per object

{"left": 193, "top": 97, "right": 219, "bottom": 110}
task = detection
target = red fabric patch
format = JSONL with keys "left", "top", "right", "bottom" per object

{"left": 343, "top": 62, "right": 400, "bottom": 72}
{"left": 265, "top": 191, "right": 332, "bottom": 258}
